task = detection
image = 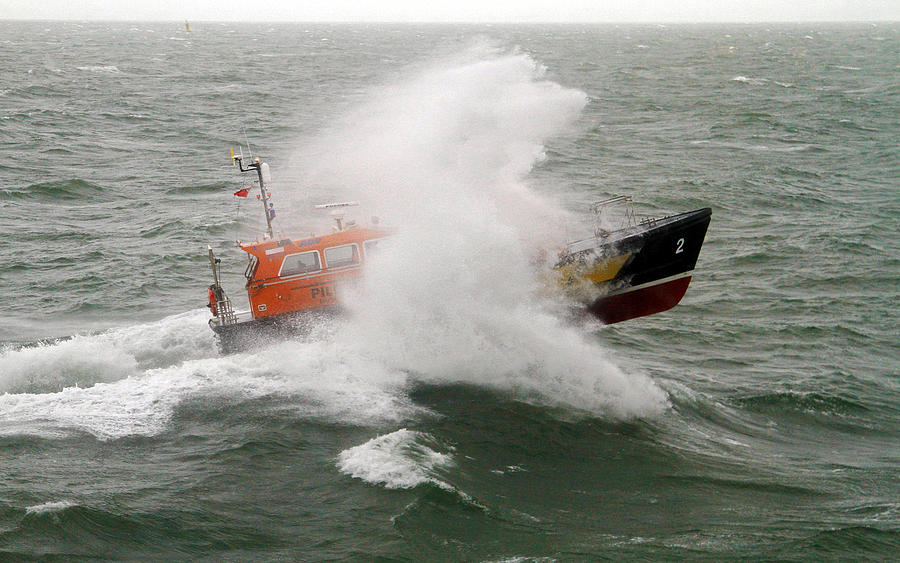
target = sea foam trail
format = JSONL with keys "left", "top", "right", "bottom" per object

{"left": 0, "top": 313, "right": 421, "bottom": 440}
{"left": 0, "top": 310, "right": 215, "bottom": 395}
{"left": 288, "top": 45, "right": 669, "bottom": 419}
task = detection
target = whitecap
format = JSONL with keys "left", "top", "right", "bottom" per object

{"left": 76, "top": 65, "right": 120, "bottom": 73}
{"left": 732, "top": 76, "right": 768, "bottom": 85}
{"left": 337, "top": 429, "right": 454, "bottom": 489}
{"left": 25, "top": 500, "right": 76, "bottom": 515}
{"left": 0, "top": 310, "right": 216, "bottom": 395}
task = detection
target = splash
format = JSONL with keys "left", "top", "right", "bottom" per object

{"left": 290, "top": 43, "right": 580, "bottom": 239}
{"left": 0, "top": 47, "right": 668, "bottom": 443}
{"left": 337, "top": 429, "right": 454, "bottom": 489}
{"left": 288, "top": 45, "right": 669, "bottom": 419}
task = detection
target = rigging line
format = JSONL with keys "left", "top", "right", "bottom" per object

{"left": 233, "top": 193, "right": 244, "bottom": 243}
{"left": 241, "top": 124, "right": 253, "bottom": 158}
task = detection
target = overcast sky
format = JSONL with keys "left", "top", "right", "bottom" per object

{"left": 2, "top": 0, "right": 897, "bottom": 23}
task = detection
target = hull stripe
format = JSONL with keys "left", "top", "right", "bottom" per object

{"left": 602, "top": 270, "right": 693, "bottom": 298}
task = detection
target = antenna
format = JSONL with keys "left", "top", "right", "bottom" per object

{"left": 315, "top": 201, "right": 360, "bottom": 232}
{"left": 314, "top": 201, "right": 360, "bottom": 209}
{"left": 241, "top": 124, "right": 253, "bottom": 158}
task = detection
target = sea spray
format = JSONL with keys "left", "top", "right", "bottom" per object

{"left": 0, "top": 336, "right": 139, "bottom": 395}
{"left": 287, "top": 46, "right": 669, "bottom": 419}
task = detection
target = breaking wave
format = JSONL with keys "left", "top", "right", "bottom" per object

{"left": 25, "top": 501, "right": 78, "bottom": 515}
{"left": 337, "top": 429, "right": 455, "bottom": 489}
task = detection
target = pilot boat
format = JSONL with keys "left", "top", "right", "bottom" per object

{"left": 205, "top": 155, "right": 710, "bottom": 351}
{"left": 552, "top": 196, "right": 711, "bottom": 324}
{"left": 205, "top": 153, "right": 388, "bottom": 352}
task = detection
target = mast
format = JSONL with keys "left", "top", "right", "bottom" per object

{"left": 233, "top": 154, "right": 275, "bottom": 239}
{"left": 208, "top": 245, "right": 220, "bottom": 287}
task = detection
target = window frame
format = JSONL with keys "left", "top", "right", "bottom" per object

{"left": 278, "top": 250, "right": 322, "bottom": 277}
{"left": 323, "top": 243, "right": 361, "bottom": 270}
{"left": 362, "top": 237, "right": 388, "bottom": 259}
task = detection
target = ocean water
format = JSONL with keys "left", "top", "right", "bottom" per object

{"left": 1, "top": 21, "right": 898, "bottom": 561}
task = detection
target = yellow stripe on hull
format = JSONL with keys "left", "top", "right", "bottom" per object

{"left": 556, "top": 253, "right": 630, "bottom": 288}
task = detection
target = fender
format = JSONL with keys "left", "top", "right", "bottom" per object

{"left": 207, "top": 286, "right": 218, "bottom": 316}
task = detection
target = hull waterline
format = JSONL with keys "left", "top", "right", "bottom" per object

{"left": 559, "top": 207, "right": 711, "bottom": 324}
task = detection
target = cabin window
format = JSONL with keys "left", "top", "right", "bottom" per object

{"left": 363, "top": 238, "right": 387, "bottom": 257}
{"left": 244, "top": 256, "right": 259, "bottom": 281}
{"left": 324, "top": 244, "right": 360, "bottom": 269}
{"left": 280, "top": 250, "right": 321, "bottom": 276}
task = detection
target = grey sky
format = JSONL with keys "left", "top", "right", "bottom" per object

{"left": 2, "top": 0, "right": 897, "bottom": 23}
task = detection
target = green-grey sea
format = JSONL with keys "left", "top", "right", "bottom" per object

{"left": 1, "top": 21, "right": 898, "bottom": 561}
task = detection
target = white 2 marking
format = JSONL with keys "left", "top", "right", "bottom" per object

{"left": 675, "top": 238, "right": 685, "bottom": 254}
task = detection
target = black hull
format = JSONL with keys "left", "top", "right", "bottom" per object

{"left": 563, "top": 207, "right": 712, "bottom": 324}
{"left": 610, "top": 208, "right": 711, "bottom": 288}
{"left": 210, "top": 307, "right": 341, "bottom": 353}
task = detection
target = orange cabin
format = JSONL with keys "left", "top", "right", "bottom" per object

{"left": 239, "top": 226, "right": 390, "bottom": 319}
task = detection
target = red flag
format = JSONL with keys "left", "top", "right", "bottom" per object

{"left": 233, "top": 188, "right": 249, "bottom": 197}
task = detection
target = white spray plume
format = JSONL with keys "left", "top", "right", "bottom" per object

{"left": 288, "top": 44, "right": 668, "bottom": 419}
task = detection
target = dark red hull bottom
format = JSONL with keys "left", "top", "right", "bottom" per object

{"left": 587, "top": 275, "right": 692, "bottom": 325}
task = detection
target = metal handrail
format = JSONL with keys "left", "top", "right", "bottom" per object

{"left": 215, "top": 295, "right": 238, "bottom": 325}
{"left": 590, "top": 195, "right": 637, "bottom": 237}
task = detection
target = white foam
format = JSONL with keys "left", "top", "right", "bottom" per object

{"left": 76, "top": 65, "right": 120, "bottom": 73}
{"left": 0, "top": 336, "right": 424, "bottom": 440}
{"left": 25, "top": 500, "right": 76, "bottom": 515}
{"left": 337, "top": 429, "right": 454, "bottom": 489}
{"left": 732, "top": 75, "right": 768, "bottom": 85}
{"left": 0, "top": 310, "right": 436, "bottom": 440}
{"left": 0, "top": 310, "right": 217, "bottom": 395}
{"left": 0, "top": 336, "right": 138, "bottom": 395}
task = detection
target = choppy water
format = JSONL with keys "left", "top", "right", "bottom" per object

{"left": 1, "top": 21, "right": 899, "bottom": 560}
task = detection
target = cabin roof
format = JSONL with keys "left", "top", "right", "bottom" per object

{"left": 238, "top": 227, "right": 389, "bottom": 260}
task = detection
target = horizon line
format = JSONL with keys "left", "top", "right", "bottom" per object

{"left": 1, "top": 18, "right": 897, "bottom": 25}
